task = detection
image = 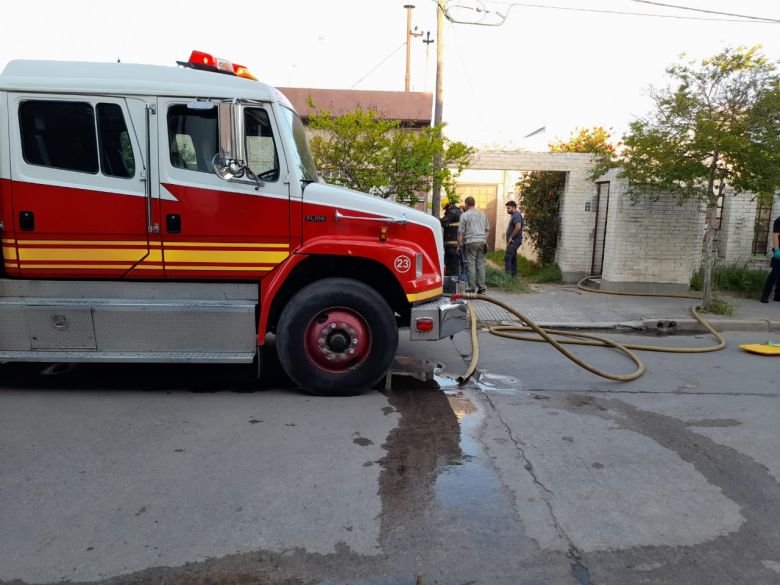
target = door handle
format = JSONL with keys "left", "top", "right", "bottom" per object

{"left": 19, "top": 211, "right": 35, "bottom": 231}
{"left": 166, "top": 214, "right": 181, "bottom": 234}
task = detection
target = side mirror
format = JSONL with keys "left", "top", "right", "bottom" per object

{"left": 215, "top": 100, "right": 248, "bottom": 182}
{"left": 213, "top": 100, "right": 263, "bottom": 190}
{"left": 212, "top": 153, "right": 245, "bottom": 180}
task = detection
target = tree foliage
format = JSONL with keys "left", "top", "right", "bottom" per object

{"left": 549, "top": 126, "right": 620, "bottom": 157}
{"left": 307, "top": 103, "right": 473, "bottom": 205}
{"left": 515, "top": 171, "right": 566, "bottom": 266}
{"left": 617, "top": 46, "right": 780, "bottom": 307}
{"left": 515, "top": 127, "right": 616, "bottom": 266}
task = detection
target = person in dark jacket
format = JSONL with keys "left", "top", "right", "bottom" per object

{"left": 440, "top": 202, "right": 462, "bottom": 278}
{"left": 504, "top": 200, "right": 525, "bottom": 277}
{"left": 760, "top": 214, "right": 780, "bottom": 303}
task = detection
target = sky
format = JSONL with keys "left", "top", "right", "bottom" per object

{"left": 1, "top": 0, "right": 778, "bottom": 151}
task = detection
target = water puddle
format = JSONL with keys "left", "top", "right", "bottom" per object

{"left": 378, "top": 366, "right": 541, "bottom": 578}
{"left": 474, "top": 371, "right": 526, "bottom": 394}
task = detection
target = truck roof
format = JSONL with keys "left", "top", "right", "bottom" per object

{"left": 0, "top": 60, "right": 285, "bottom": 104}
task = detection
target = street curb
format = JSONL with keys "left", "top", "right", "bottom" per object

{"left": 477, "top": 320, "right": 645, "bottom": 330}
{"left": 643, "top": 318, "right": 776, "bottom": 333}
{"left": 476, "top": 318, "right": 778, "bottom": 333}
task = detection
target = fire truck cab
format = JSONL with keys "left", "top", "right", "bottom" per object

{"left": 0, "top": 54, "right": 466, "bottom": 395}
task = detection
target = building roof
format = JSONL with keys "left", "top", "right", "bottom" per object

{"left": 277, "top": 87, "right": 433, "bottom": 126}
{"left": 0, "top": 60, "right": 281, "bottom": 102}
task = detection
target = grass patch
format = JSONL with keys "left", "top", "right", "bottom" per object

{"left": 486, "top": 249, "right": 504, "bottom": 265}
{"left": 490, "top": 248, "right": 563, "bottom": 284}
{"left": 529, "top": 263, "right": 563, "bottom": 283}
{"left": 691, "top": 265, "right": 767, "bottom": 297}
{"left": 485, "top": 266, "right": 529, "bottom": 292}
{"left": 700, "top": 298, "right": 734, "bottom": 316}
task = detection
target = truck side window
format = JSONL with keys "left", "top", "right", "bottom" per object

{"left": 19, "top": 101, "right": 98, "bottom": 174}
{"left": 244, "top": 108, "right": 279, "bottom": 182}
{"left": 97, "top": 103, "right": 135, "bottom": 178}
{"left": 167, "top": 105, "right": 218, "bottom": 173}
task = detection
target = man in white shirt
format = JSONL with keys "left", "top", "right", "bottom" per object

{"left": 457, "top": 196, "right": 490, "bottom": 294}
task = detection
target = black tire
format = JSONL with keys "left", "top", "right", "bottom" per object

{"left": 276, "top": 278, "right": 398, "bottom": 396}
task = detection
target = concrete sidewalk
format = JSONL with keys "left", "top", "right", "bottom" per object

{"left": 471, "top": 284, "right": 780, "bottom": 333}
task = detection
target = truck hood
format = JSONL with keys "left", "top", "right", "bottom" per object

{"left": 303, "top": 182, "right": 444, "bottom": 273}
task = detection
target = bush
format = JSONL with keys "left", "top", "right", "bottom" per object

{"left": 701, "top": 298, "right": 734, "bottom": 315}
{"left": 691, "top": 265, "right": 766, "bottom": 297}
{"left": 515, "top": 171, "right": 565, "bottom": 265}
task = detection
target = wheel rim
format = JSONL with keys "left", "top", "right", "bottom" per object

{"left": 304, "top": 308, "right": 372, "bottom": 373}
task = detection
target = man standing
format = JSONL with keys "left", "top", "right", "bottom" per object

{"left": 504, "top": 200, "right": 525, "bottom": 277}
{"left": 457, "top": 196, "right": 490, "bottom": 294}
{"left": 760, "top": 213, "right": 780, "bottom": 303}
{"left": 440, "top": 202, "right": 462, "bottom": 278}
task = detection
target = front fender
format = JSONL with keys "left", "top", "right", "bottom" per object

{"left": 298, "top": 236, "right": 442, "bottom": 299}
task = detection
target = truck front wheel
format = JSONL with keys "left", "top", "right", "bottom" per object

{"left": 276, "top": 278, "right": 398, "bottom": 396}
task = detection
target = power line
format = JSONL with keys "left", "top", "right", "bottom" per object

{"left": 447, "top": 19, "right": 490, "bottom": 137}
{"left": 440, "top": 0, "right": 780, "bottom": 25}
{"left": 350, "top": 42, "right": 407, "bottom": 89}
{"left": 627, "top": 0, "right": 780, "bottom": 23}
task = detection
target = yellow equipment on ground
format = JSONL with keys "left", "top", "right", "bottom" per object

{"left": 740, "top": 342, "right": 780, "bottom": 356}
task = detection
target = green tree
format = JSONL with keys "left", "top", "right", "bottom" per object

{"left": 618, "top": 46, "right": 780, "bottom": 308}
{"left": 515, "top": 127, "right": 617, "bottom": 265}
{"left": 549, "top": 126, "right": 620, "bottom": 157}
{"left": 308, "top": 104, "right": 473, "bottom": 207}
{"left": 515, "top": 171, "right": 566, "bottom": 266}
{"left": 550, "top": 126, "right": 621, "bottom": 181}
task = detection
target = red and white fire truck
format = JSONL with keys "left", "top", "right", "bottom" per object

{"left": 0, "top": 52, "right": 465, "bottom": 395}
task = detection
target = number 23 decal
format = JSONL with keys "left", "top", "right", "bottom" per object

{"left": 394, "top": 255, "right": 411, "bottom": 273}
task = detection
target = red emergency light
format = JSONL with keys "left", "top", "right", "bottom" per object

{"left": 181, "top": 51, "right": 258, "bottom": 81}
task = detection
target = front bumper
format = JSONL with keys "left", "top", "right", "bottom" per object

{"left": 409, "top": 297, "right": 468, "bottom": 341}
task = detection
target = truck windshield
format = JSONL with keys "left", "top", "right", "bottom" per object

{"left": 279, "top": 106, "right": 318, "bottom": 183}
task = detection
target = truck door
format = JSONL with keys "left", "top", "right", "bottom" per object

{"left": 157, "top": 98, "right": 291, "bottom": 280}
{"left": 7, "top": 94, "right": 158, "bottom": 279}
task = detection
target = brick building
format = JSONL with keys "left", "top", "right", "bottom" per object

{"left": 278, "top": 87, "right": 433, "bottom": 132}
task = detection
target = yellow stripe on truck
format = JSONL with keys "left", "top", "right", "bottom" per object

{"left": 18, "top": 248, "right": 164, "bottom": 262}
{"left": 406, "top": 287, "right": 443, "bottom": 303}
{"left": 15, "top": 239, "right": 288, "bottom": 249}
{"left": 163, "top": 250, "right": 289, "bottom": 264}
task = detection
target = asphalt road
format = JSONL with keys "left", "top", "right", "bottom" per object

{"left": 0, "top": 329, "right": 778, "bottom": 585}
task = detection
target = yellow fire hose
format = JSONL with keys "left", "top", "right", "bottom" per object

{"left": 455, "top": 277, "right": 726, "bottom": 383}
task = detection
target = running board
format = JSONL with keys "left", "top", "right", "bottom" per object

{"left": 0, "top": 351, "right": 255, "bottom": 364}
{"left": 0, "top": 279, "right": 259, "bottom": 363}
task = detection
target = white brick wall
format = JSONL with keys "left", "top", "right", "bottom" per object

{"left": 719, "top": 192, "right": 779, "bottom": 270}
{"left": 601, "top": 176, "right": 704, "bottom": 286}
{"left": 453, "top": 153, "right": 778, "bottom": 287}
{"left": 459, "top": 151, "right": 599, "bottom": 281}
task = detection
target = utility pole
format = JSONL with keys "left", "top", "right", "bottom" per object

{"left": 422, "top": 31, "right": 434, "bottom": 91}
{"left": 430, "top": 0, "right": 445, "bottom": 215}
{"left": 403, "top": 4, "right": 422, "bottom": 92}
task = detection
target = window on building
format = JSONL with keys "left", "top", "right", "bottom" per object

{"left": 97, "top": 103, "right": 135, "bottom": 178}
{"left": 244, "top": 108, "right": 279, "bottom": 181}
{"left": 167, "top": 105, "right": 218, "bottom": 173}
{"left": 752, "top": 201, "right": 774, "bottom": 255}
{"left": 714, "top": 191, "right": 725, "bottom": 231}
{"left": 19, "top": 101, "right": 99, "bottom": 174}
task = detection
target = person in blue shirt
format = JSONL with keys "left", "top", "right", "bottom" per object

{"left": 760, "top": 215, "right": 780, "bottom": 303}
{"left": 504, "top": 200, "right": 525, "bottom": 277}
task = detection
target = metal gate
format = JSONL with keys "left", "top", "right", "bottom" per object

{"left": 454, "top": 183, "right": 498, "bottom": 250}
{"left": 591, "top": 182, "right": 610, "bottom": 276}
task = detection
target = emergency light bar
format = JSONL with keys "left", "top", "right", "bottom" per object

{"left": 177, "top": 50, "right": 258, "bottom": 80}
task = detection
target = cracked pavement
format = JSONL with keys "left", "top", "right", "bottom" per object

{"left": 0, "top": 329, "right": 778, "bottom": 584}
